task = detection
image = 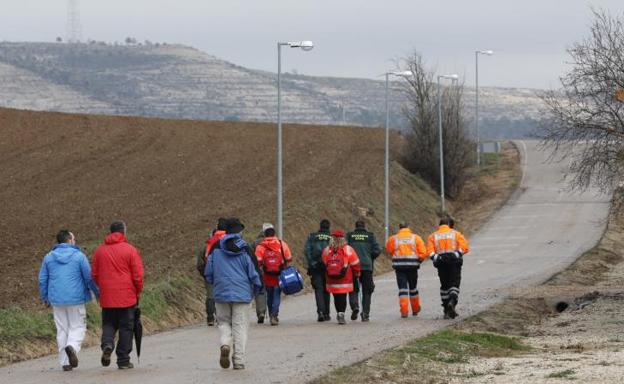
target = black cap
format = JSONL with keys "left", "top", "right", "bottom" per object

{"left": 224, "top": 217, "right": 245, "bottom": 234}
{"left": 217, "top": 217, "right": 227, "bottom": 231}
{"left": 320, "top": 219, "right": 330, "bottom": 230}
{"left": 110, "top": 221, "right": 126, "bottom": 234}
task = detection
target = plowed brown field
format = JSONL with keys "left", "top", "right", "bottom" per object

{"left": 0, "top": 107, "right": 440, "bottom": 309}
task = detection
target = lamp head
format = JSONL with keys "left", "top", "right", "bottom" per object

{"left": 478, "top": 50, "right": 494, "bottom": 55}
{"left": 389, "top": 70, "right": 412, "bottom": 77}
{"left": 289, "top": 41, "right": 314, "bottom": 51}
{"left": 439, "top": 74, "right": 459, "bottom": 80}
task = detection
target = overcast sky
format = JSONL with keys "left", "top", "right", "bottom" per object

{"left": 1, "top": 0, "right": 622, "bottom": 89}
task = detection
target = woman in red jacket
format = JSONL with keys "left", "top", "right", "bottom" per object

{"left": 322, "top": 230, "right": 360, "bottom": 324}
{"left": 255, "top": 226, "right": 292, "bottom": 326}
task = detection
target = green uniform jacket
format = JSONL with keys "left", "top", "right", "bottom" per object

{"left": 304, "top": 230, "right": 332, "bottom": 270}
{"left": 346, "top": 229, "right": 381, "bottom": 271}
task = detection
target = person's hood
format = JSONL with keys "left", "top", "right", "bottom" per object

{"left": 260, "top": 236, "right": 281, "bottom": 251}
{"left": 105, "top": 232, "right": 127, "bottom": 245}
{"left": 50, "top": 243, "right": 81, "bottom": 264}
{"left": 220, "top": 234, "right": 249, "bottom": 256}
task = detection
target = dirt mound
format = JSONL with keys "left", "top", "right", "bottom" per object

{"left": 0, "top": 107, "right": 442, "bottom": 309}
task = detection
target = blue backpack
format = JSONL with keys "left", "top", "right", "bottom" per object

{"left": 279, "top": 266, "right": 304, "bottom": 295}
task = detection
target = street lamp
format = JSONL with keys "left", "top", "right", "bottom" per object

{"left": 475, "top": 50, "right": 493, "bottom": 166}
{"left": 276, "top": 40, "right": 314, "bottom": 238}
{"left": 384, "top": 70, "right": 411, "bottom": 242}
{"left": 437, "top": 73, "right": 459, "bottom": 213}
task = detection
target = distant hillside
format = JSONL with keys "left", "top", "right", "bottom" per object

{"left": 0, "top": 42, "right": 543, "bottom": 138}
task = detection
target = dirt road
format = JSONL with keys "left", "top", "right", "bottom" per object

{"left": 0, "top": 141, "right": 611, "bottom": 384}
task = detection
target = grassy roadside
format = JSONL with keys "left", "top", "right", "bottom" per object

{"left": 314, "top": 187, "right": 624, "bottom": 384}
{"left": 0, "top": 142, "right": 520, "bottom": 367}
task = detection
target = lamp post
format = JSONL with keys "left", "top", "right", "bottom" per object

{"left": 384, "top": 70, "right": 411, "bottom": 242}
{"left": 437, "top": 73, "right": 459, "bottom": 213}
{"left": 277, "top": 40, "right": 314, "bottom": 238}
{"left": 475, "top": 50, "right": 493, "bottom": 166}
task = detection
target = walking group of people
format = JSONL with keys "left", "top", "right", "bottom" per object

{"left": 38, "top": 215, "right": 469, "bottom": 372}
{"left": 39, "top": 221, "right": 143, "bottom": 372}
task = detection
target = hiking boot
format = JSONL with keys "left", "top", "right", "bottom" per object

{"left": 337, "top": 312, "right": 346, "bottom": 325}
{"left": 401, "top": 312, "right": 408, "bottom": 318}
{"left": 323, "top": 313, "right": 331, "bottom": 322}
{"left": 118, "top": 362, "right": 134, "bottom": 370}
{"left": 62, "top": 365, "right": 73, "bottom": 372}
{"left": 101, "top": 345, "right": 113, "bottom": 367}
{"left": 317, "top": 313, "right": 325, "bottom": 322}
{"left": 412, "top": 310, "right": 420, "bottom": 317}
{"left": 270, "top": 315, "right": 279, "bottom": 326}
{"left": 207, "top": 317, "right": 215, "bottom": 326}
{"left": 257, "top": 314, "right": 265, "bottom": 324}
{"left": 233, "top": 363, "right": 245, "bottom": 370}
{"left": 445, "top": 302, "right": 457, "bottom": 319}
{"left": 361, "top": 313, "right": 370, "bottom": 322}
{"left": 351, "top": 309, "right": 359, "bottom": 321}
{"left": 65, "top": 345, "right": 78, "bottom": 368}
{"left": 219, "top": 345, "right": 231, "bottom": 369}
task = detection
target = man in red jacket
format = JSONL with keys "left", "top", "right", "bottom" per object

{"left": 92, "top": 221, "right": 144, "bottom": 370}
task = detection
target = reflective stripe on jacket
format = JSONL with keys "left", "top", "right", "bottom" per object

{"left": 426, "top": 225, "right": 470, "bottom": 257}
{"left": 385, "top": 228, "right": 427, "bottom": 269}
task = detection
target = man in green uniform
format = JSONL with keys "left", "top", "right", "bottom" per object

{"left": 346, "top": 220, "right": 381, "bottom": 322}
{"left": 304, "top": 219, "right": 332, "bottom": 322}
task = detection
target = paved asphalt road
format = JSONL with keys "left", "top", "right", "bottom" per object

{"left": 1, "top": 141, "right": 612, "bottom": 384}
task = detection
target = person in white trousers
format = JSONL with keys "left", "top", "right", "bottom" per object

{"left": 39, "top": 230, "right": 100, "bottom": 371}
{"left": 205, "top": 218, "right": 261, "bottom": 370}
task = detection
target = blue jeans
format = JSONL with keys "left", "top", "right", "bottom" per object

{"left": 266, "top": 286, "right": 282, "bottom": 316}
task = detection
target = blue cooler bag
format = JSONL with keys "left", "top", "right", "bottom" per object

{"left": 279, "top": 266, "right": 304, "bottom": 295}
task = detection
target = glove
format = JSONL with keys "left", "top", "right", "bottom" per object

{"left": 430, "top": 254, "right": 440, "bottom": 268}
{"left": 454, "top": 251, "right": 462, "bottom": 259}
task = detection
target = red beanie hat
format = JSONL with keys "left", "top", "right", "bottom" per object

{"left": 331, "top": 229, "right": 345, "bottom": 238}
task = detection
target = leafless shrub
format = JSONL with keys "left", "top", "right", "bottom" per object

{"left": 540, "top": 9, "right": 624, "bottom": 192}
{"left": 400, "top": 52, "right": 474, "bottom": 200}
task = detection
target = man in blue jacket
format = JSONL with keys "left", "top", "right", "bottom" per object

{"left": 205, "top": 218, "right": 261, "bottom": 371}
{"left": 38, "top": 230, "right": 99, "bottom": 371}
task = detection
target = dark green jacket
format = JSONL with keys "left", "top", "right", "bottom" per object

{"left": 304, "top": 230, "right": 331, "bottom": 270}
{"left": 346, "top": 229, "right": 381, "bottom": 271}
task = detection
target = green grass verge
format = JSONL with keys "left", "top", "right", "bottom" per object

{"left": 0, "top": 274, "right": 195, "bottom": 345}
{"left": 313, "top": 330, "right": 529, "bottom": 384}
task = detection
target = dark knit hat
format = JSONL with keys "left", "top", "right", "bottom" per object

{"left": 355, "top": 220, "right": 366, "bottom": 229}
{"left": 217, "top": 217, "right": 227, "bottom": 231}
{"left": 110, "top": 221, "right": 126, "bottom": 234}
{"left": 320, "top": 219, "right": 331, "bottom": 230}
{"left": 224, "top": 217, "right": 245, "bottom": 234}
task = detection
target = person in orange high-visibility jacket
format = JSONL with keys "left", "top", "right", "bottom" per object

{"left": 386, "top": 223, "right": 428, "bottom": 318}
{"left": 426, "top": 217, "right": 470, "bottom": 319}
{"left": 321, "top": 230, "right": 360, "bottom": 325}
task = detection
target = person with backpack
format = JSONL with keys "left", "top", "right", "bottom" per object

{"left": 38, "top": 230, "right": 100, "bottom": 371}
{"left": 304, "top": 219, "right": 332, "bottom": 322}
{"left": 427, "top": 217, "right": 470, "bottom": 319}
{"left": 255, "top": 224, "right": 293, "bottom": 326}
{"left": 386, "top": 223, "right": 427, "bottom": 318}
{"left": 196, "top": 218, "right": 227, "bottom": 326}
{"left": 346, "top": 220, "right": 381, "bottom": 322}
{"left": 205, "top": 217, "right": 262, "bottom": 370}
{"left": 321, "top": 230, "right": 360, "bottom": 325}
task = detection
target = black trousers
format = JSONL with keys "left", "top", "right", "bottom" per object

{"left": 395, "top": 268, "right": 419, "bottom": 298}
{"left": 436, "top": 255, "right": 463, "bottom": 307}
{"left": 310, "top": 269, "right": 331, "bottom": 316}
{"left": 101, "top": 307, "right": 135, "bottom": 366}
{"left": 348, "top": 270, "right": 375, "bottom": 315}
{"left": 333, "top": 293, "right": 347, "bottom": 313}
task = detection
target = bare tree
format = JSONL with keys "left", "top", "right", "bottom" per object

{"left": 540, "top": 9, "right": 624, "bottom": 191}
{"left": 400, "top": 52, "right": 474, "bottom": 200}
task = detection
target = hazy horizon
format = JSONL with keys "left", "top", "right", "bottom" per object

{"left": 1, "top": 0, "right": 622, "bottom": 89}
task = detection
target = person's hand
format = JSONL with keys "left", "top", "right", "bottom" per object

{"left": 43, "top": 300, "right": 50, "bottom": 308}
